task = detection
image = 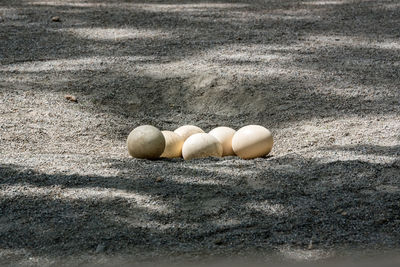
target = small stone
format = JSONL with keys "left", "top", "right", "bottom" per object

{"left": 336, "top": 208, "right": 343, "bottom": 213}
{"left": 51, "top": 16, "right": 60, "bottom": 22}
{"left": 95, "top": 243, "right": 105, "bottom": 253}
{"left": 155, "top": 177, "right": 164, "bottom": 183}
{"left": 308, "top": 240, "right": 313, "bottom": 249}
{"left": 65, "top": 95, "right": 77, "bottom": 102}
{"left": 341, "top": 211, "right": 347, "bottom": 216}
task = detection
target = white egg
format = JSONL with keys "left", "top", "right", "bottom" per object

{"left": 127, "top": 125, "right": 165, "bottom": 159}
{"left": 160, "top": 131, "right": 184, "bottom": 158}
{"left": 182, "top": 133, "right": 223, "bottom": 160}
{"left": 232, "top": 125, "right": 273, "bottom": 159}
{"left": 208, "top": 126, "right": 236, "bottom": 156}
{"left": 174, "top": 125, "right": 204, "bottom": 141}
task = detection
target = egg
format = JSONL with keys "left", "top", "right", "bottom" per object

{"left": 182, "top": 133, "right": 223, "bottom": 160}
{"left": 232, "top": 125, "right": 273, "bottom": 159}
{"left": 127, "top": 125, "right": 165, "bottom": 159}
{"left": 208, "top": 126, "right": 236, "bottom": 156}
{"left": 160, "top": 131, "right": 184, "bottom": 158}
{"left": 174, "top": 125, "right": 204, "bottom": 141}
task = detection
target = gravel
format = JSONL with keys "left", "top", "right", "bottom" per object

{"left": 1, "top": 0, "right": 400, "bottom": 265}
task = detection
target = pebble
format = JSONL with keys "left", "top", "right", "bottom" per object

{"left": 95, "top": 244, "right": 105, "bottom": 253}
{"left": 65, "top": 95, "right": 77, "bottom": 102}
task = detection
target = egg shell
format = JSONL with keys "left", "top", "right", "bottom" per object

{"left": 232, "top": 125, "right": 273, "bottom": 159}
{"left": 182, "top": 133, "right": 223, "bottom": 160}
{"left": 160, "top": 131, "right": 184, "bottom": 158}
{"left": 208, "top": 126, "right": 236, "bottom": 156}
{"left": 174, "top": 125, "right": 204, "bottom": 141}
{"left": 127, "top": 125, "right": 165, "bottom": 159}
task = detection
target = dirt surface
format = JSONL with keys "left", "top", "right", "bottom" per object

{"left": 1, "top": 0, "right": 400, "bottom": 265}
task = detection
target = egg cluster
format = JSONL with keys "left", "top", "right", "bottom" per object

{"left": 127, "top": 125, "right": 273, "bottom": 160}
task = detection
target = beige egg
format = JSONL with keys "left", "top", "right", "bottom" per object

{"left": 160, "top": 131, "right": 184, "bottom": 158}
{"left": 232, "top": 125, "right": 273, "bottom": 159}
{"left": 182, "top": 133, "right": 223, "bottom": 160}
{"left": 127, "top": 125, "right": 165, "bottom": 159}
{"left": 208, "top": 126, "right": 236, "bottom": 156}
{"left": 174, "top": 125, "right": 204, "bottom": 141}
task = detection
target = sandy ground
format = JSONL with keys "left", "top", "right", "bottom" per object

{"left": 1, "top": 0, "right": 400, "bottom": 265}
